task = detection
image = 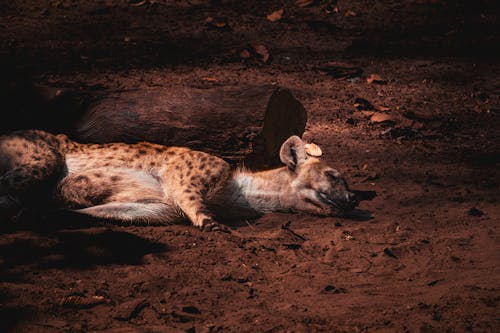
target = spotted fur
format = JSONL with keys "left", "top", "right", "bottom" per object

{"left": 0, "top": 130, "right": 357, "bottom": 230}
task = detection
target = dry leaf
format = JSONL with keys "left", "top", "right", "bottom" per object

{"left": 59, "top": 295, "right": 106, "bottom": 308}
{"left": 129, "top": 0, "right": 148, "bottom": 7}
{"left": 205, "top": 17, "right": 229, "bottom": 29}
{"left": 201, "top": 77, "right": 218, "bottom": 82}
{"left": 360, "top": 110, "right": 375, "bottom": 117}
{"left": 360, "top": 172, "right": 379, "bottom": 183}
{"left": 253, "top": 44, "right": 270, "bottom": 63}
{"left": 305, "top": 143, "right": 323, "bottom": 157}
{"left": 239, "top": 49, "right": 251, "bottom": 59}
{"left": 366, "top": 74, "right": 387, "bottom": 84}
{"left": 267, "top": 9, "right": 284, "bottom": 22}
{"left": 296, "top": 0, "right": 314, "bottom": 7}
{"left": 373, "top": 104, "right": 391, "bottom": 112}
{"left": 370, "top": 113, "right": 395, "bottom": 123}
{"left": 213, "top": 21, "right": 227, "bottom": 28}
{"left": 344, "top": 10, "right": 358, "bottom": 17}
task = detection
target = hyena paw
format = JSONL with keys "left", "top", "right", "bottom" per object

{"left": 200, "top": 217, "right": 230, "bottom": 233}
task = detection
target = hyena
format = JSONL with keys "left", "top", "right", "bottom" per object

{"left": 0, "top": 130, "right": 357, "bottom": 231}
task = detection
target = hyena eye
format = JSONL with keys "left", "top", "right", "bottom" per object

{"left": 325, "top": 170, "right": 340, "bottom": 182}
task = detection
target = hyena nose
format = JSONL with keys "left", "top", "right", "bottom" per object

{"left": 345, "top": 192, "right": 358, "bottom": 206}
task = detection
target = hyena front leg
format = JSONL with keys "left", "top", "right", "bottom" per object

{"left": 175, "top": 192, "right": 222, "bottom": 231}
{"left": 161, "top": 152, "right": 231, "bottom": 232}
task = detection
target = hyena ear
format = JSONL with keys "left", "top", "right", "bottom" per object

{"left": 279, "top": 136, "right": 308, "bottom": 171}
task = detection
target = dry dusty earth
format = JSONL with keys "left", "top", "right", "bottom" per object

{"left": 0, "top": 1, "right": 499, "bottom": 332}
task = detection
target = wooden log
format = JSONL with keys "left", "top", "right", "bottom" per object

{"left": 73, "top": 85, "right": 307, "bottom": 170}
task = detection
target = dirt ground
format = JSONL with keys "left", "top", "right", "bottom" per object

{"left": 1, "top": 0, "right": 499, "bottom": 332}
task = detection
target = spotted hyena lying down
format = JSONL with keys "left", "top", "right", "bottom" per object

{"left": 0, "top": 130, "right": 358, "bottom": 231}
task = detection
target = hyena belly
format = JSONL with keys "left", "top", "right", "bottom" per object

{"left": 57, "top": 164, "right": 180, "bottom": 224}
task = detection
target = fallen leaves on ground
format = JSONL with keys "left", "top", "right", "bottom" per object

{"left": 238, "top": 45, "right": 270, "bottom": 63}
{"left": 253, "top": 44, "right": 270, "bottom": 63}
{"left": 129, "top": 0, "right": 146, "bottom": 6}
{"left": 373, "top": 104, "right": 391, "bottom": 112}
{"left": 366, "top": 74, "right": 387, "bottom": 84}
{"left": 360, "top": 172, "right": 379, "bottom": 183}
{"left": 267, "top": 9, "right": 284, "bottom": 22}
{"left": 205, "top": 17, "right": 229, "bottom": 30}
{"left": 296, "top": 0, "right": 315, "bottom": 8}
{"left": 370, "top": 112, "right": 395, "bottom": 123}
{"left": 239, "top": 49, "right": 251, "bottom": 59}
{"left": 354, "top": 98, "right": 391, "bottom": 113}
{"left": 352, "top": 97, "right": 428, "bottom": 133}
{"left": 201, "top": 77, "right": 218, "bottom": 82}
{"left": 59, "top": 295, "right": 107, "bottom": 308}
{"left": 129, "top": 0, "right": 156, "bottom": 7}
{"left": 305, "top": 143, "right": 323, "bottom": 156}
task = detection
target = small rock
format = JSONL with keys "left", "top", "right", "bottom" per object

{"left": 468, "top": 207, "right": 484, "bottom": 217}
{"left": 354, "top": 97, "right": 373, "bottom": 110}
{"left": 383, "top": 248, "right": 398, "bottom": 259}
{"left": 323, "top": 285, "right": 346, "bottom": 294}
{"left": 113, "top": 298, "right": 149, "bottom": 321}
{"left": 427, "top": 279, "right": 444, "bottom": 286}
{"left": 182, "top": 305, "right": 201, "bottom": 314}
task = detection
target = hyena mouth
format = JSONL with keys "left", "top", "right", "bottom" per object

{"left": 317, "top": 192, "right": 338, "bottom": 207}
{"left": 317, "top": 192, "right": 357, "bottom": 212}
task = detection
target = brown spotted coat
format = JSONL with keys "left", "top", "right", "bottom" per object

{"left": 0, "top": 130, "right": 357, "bottom": 231}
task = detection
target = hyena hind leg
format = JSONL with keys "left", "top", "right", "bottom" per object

{"left": 0, "top": 130, "right": 65, "bottom": 195}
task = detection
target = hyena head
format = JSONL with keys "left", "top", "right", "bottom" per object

{"left": 279, "top": 136, "right": 358, "bottom": 216}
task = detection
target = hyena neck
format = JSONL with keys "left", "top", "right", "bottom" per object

{"left": 213, "top": 167, "right": 294, "bottom": 219}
